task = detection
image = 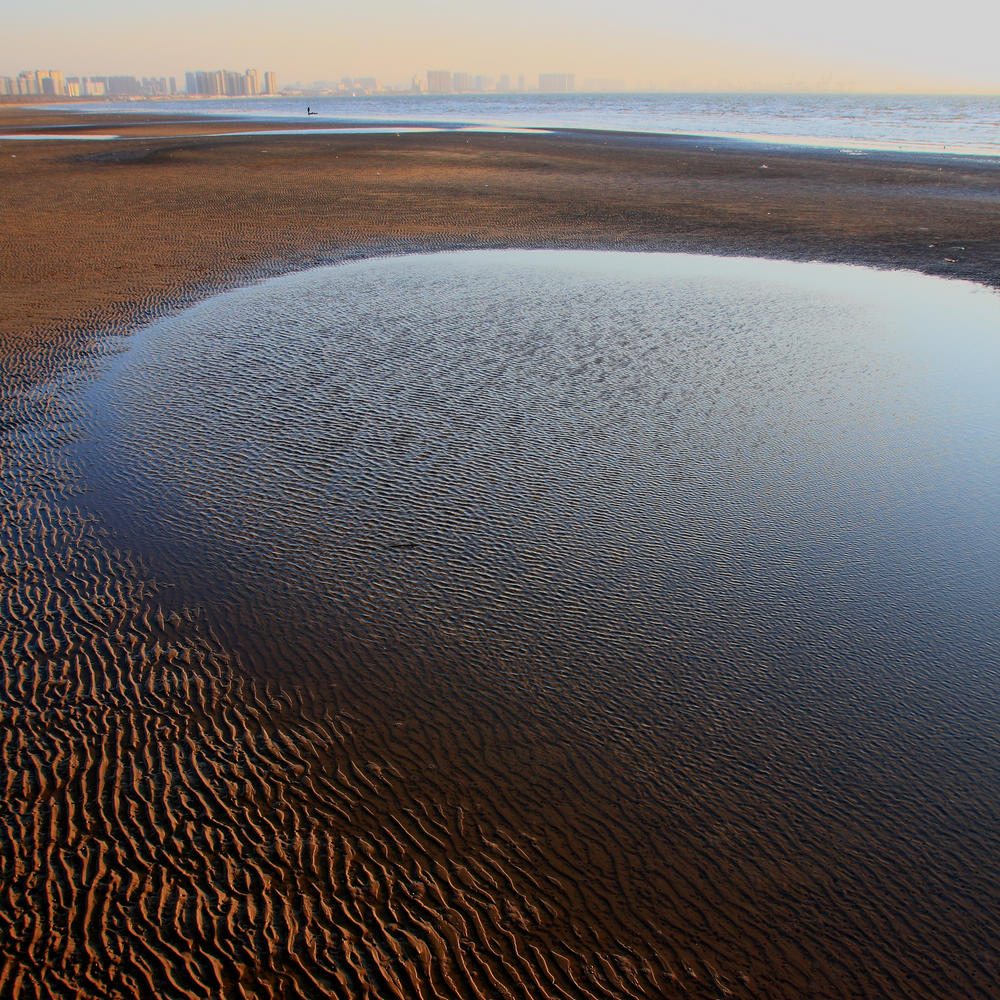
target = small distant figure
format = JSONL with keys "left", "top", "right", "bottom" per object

{"left": 307, "top": 106, "right": 318, "bottom": 116}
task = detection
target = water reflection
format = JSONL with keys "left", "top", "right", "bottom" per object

{"left": 77, "top": 251, "right": 1000, "bottom": 997}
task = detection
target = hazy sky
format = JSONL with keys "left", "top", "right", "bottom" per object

{"left": 5, "top": 0, "right": 1000, "bottom": 92}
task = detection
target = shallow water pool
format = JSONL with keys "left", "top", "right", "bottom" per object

{"left": 76, "top": 250, "right": 1000, "bottom": 997}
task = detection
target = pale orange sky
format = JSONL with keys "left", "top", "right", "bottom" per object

{"left": 4, "top": 0, "right": 1000, "bottom": 92}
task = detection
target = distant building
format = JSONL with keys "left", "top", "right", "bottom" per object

{"left": 186, "top": 69, "right": 268, "bottom": 97}
{"left": 538, "top": 73, "right": 574, "bottom": 93}
{"left": 427, "top": 70, "right": 451, "bottom": 94}
{"left": 185, "top": 70, "right": 215, "bottom": 96}
{"left": 452, "top": 72, "right": 471, "bottom": 92}
{"left": 11, "top": 70, "right": 69, "bottom": 96}
{"left": 3, "top": 68, "right": 179, "bottom": 100}
{"left": 105, "top": 76, "right": 142, "bottom": 96}
{"left": 43, "top": 71, "right": 66, "bottom": 95}
{"left": 498, "top": 74, "right": 511, "bottom": 92}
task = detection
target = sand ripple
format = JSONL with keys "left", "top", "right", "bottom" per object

{"left": 0, "top": 306, "right": 708, "bottom": 1000}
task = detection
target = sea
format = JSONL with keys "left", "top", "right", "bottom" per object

{"left": 51, "top": 91, "right": 1000, "bottom": 157}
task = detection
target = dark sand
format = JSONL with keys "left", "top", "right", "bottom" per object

{"left": 3, "top": 106, "right": 999, "bottom": 354}
{"left": 2, "top": 108, "right": 999, "bottom": 1000}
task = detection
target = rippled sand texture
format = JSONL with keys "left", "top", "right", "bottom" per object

{"left": 0, "top": 343, "right": 394, "bottom": 996}
{"left": 1, "top": 323, "right": 704, "bottom": 998}
{"left": 9, "top": 251, "right": 991, "bottom": 1000}
{"left": 0, "top": 263, "right": 774, "bottom": 999}
{"left": 4, "top": 113, "right": 1000, "bottom": 362}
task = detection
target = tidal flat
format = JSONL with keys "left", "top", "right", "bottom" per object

{"left": 2, "top": 111, "right": 1000, "bottom": 999}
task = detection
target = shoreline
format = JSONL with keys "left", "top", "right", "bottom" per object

{"left": 2, "top": 107, "right": 998, "bottom": 361}
{"left": 7, "top": 103, "right": 1000, "bottom": 159}
{"left": 13, "top": 95, "right": 1000, "bottom": 159}
{"left": 10, "top": 109, "right": 1000, "bottom": 160}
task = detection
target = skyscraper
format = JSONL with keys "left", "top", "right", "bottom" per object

{"left": 538, "top": 73, "right": 575, "bottom": 93}
{"left": 427, "top": 70, "right": 451, "bottom": 94}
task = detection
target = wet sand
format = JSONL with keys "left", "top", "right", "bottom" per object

{"left": 3, "top": 106, "right": 999, "bottom": 355}
{"left": 2, "top": 107, "right": 1000, "bottom": 999}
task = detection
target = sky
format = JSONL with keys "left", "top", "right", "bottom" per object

{"left": 4, "top": 0, "right": 1000, "bottom": 92}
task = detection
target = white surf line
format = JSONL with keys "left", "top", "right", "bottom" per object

{"left": 0, "top": 125, "right": 551, "bottom": 142}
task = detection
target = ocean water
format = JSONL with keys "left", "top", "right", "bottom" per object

{"left": 74, "top": 251, "right": 1000, "bottom": 995}
{"left": 65, "top": 92, "right": 1000, "bottom": 156}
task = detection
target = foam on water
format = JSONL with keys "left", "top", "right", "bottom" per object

{"left": 0, "top": 125, "right": 550, "bottom": 142}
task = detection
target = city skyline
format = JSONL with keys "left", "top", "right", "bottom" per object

{"left": 4, "top": 61, "right": 999, "bottom": 100}
{"left": 1, "top": 66, "right": 589, "bottom": 99}
{"left": 3, "top": 0, "right": 1000, "bottom": 94}
{"left": 0, "top": 67, "right": 280, "bottom": 100}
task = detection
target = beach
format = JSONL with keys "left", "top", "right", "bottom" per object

{"left": 2, "top": 107, "right": 1000, "bottom": 1000}
{"left": 3, "top": 106, "right": 1000, "bottom": 354}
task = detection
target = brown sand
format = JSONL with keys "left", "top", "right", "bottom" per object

{"left": 2, "top": 108, "right": 1000, "bottom": 1000}
{"left": 3, "top": 106, "right": 999, "bottom": 356}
